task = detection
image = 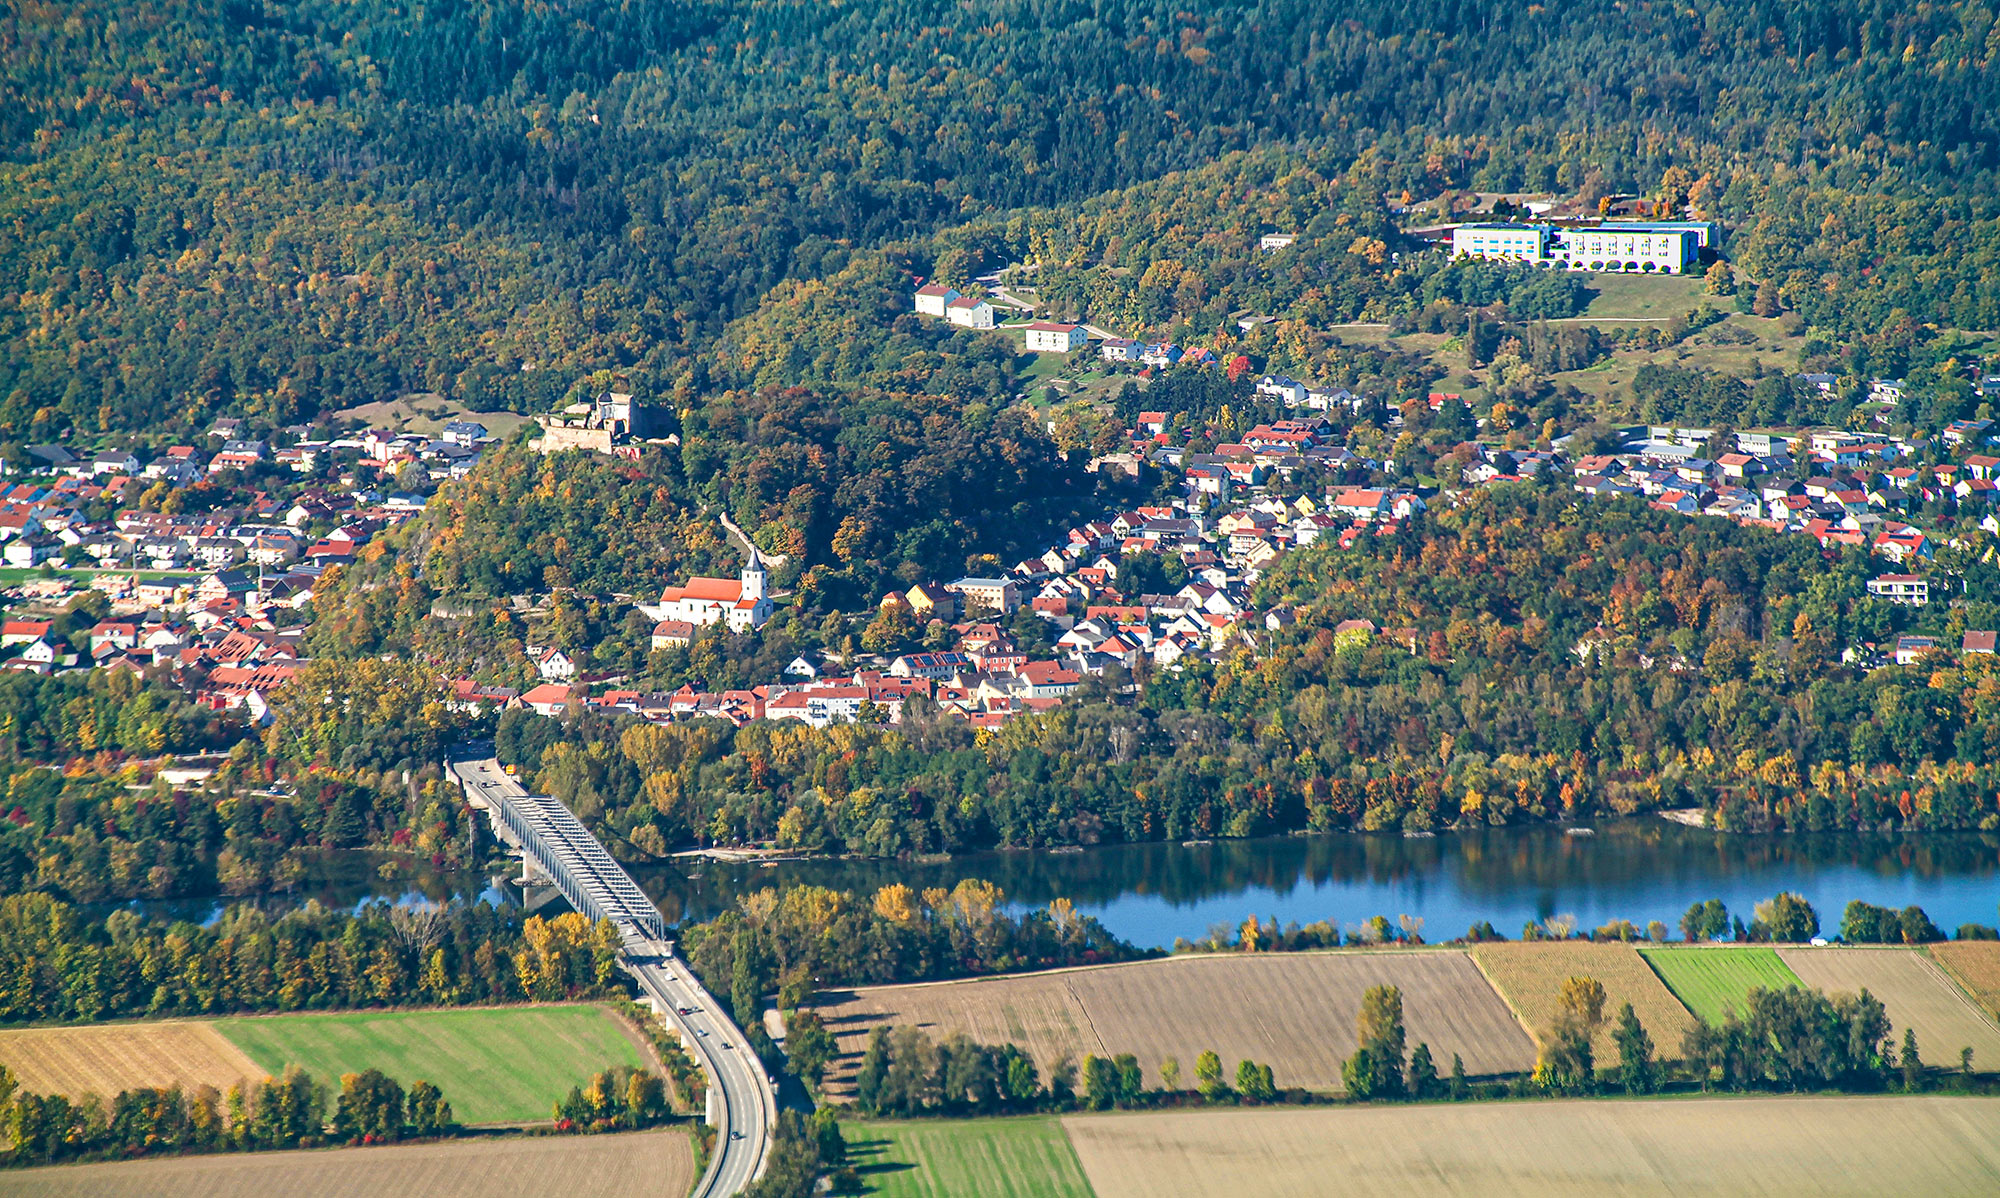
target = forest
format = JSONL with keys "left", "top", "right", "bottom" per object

{"left": 6, "top": 0, "right": 2000, "bottom": 444}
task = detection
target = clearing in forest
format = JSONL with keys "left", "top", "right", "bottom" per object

{"left": 1933, "top": 942, "right": 2000, "bottom": 1022}
{"left": 1063, "top": 1094, "right": 2000, "bottom": 1197}
{"left": 213, "top": 1004, "right": 645, "bottom": 1125}
{"left": 1470, "top": 941, "right": 1696, "bottom": 1060}
{"left": 845, "top": 1117, "right": 1094, "bottom": 1198}
{"left": 0, "top": 1020, "right": 262, "bottom": 1101}
{"left": 1638, "top": 946, "right": 1803, "bottom": 1024}
{"left": 815, "top": 950, "right": 1534, "bottom": 1096}
{"left": 1, "top": 1125, "right": 692, "bottom": 1198}
{"left": 1778, "top": 947, "right": 2000, "bottom": 1069}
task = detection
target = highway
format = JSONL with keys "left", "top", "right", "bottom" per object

{"left": 446, "top": 752, "right": 774, "bottom": 1196}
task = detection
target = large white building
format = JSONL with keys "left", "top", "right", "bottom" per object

{"left": 945, "top": 296, "right": 996, "bottom": 329}
{"left": 656, "top": 547, "right": 773, "bottom": 632}
{"left": 914, "top": 283, "right": 959, "bottom": 316}
{"left": 1024, "top": 322, "right": 1087, "bottom": 353}
{"left": 1450, "top": 222, "right": 1701, "bottom": 274}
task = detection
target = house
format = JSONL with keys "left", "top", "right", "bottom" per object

{"left": 904, "top": 582, "right": 957, "bottom": 621}
{"left": 944, "top": 296, "right": 996, "bottom": 330}
{"left": 1798, "top": 373, "right": 1839, "bottom": 395}
{"left": 1140, "top": 343, "right": 1182, "bottom": 368}
{"left": 654, "top": 548, "right": 773, "bottom": 632}
{"left": 93, "top": 450, "right": 140, "bottom": 477}
{"left": 1866, "top": 574, "right": 1928, "bottom": 606}
{"left": 1100, "top": 338, "right": 1141, "bottom": 363}
{"left": 1869, "top": 378, "right": 1906, "bottom": 405}
{"left": 518, "top": 683, "right": 575, "bottom": 716}
{"left": 1024, "top": 322, "right": 1087, "bottom": 353}
{"left": 1258, "top": 233, "right": 1297, "bottom": 251}
{"left": 1255, "top": 376, "right": 1310, "bottom": 405}
{"left": 913, "top": 283, "right": 960, "bottom": 317}
{"left": 650, "top": 619, "right": 696, "bottom": 650}
{"left": 535, "top": 647, "right": 576, "bottom": 681}
{"left": 3, "top": 534, "right": 58, "bottom": 567}
{"left": 1944, "top": 419, "right": 1995, "bottom": 446}
{"left": 24, "top": 445, "right": 77, "bottom": 472}
{"left": 1964, "top": 631, "right": 1998, "bottom": 655}
{"left": 946, "top": 577, "right": 1020, "bottom": 616}
{"left": 1135, "top": 411, "right": 1169, "bottom": 437}
{"left": 441, "top": 421, "right": 488, "bottom": 447}
{"left": 196, "top": 569, "right": 259, "bottom": 607}
{"left": 1, "top": 619, "right": 51, "bottom": 648}
{"left": 1893, "top": 635, "right": 1938, "bottom": 666}
{"left": 1331, "top": 489, "right": 1393, "bottom": 522}
{"left": 888, "top": 651, "right": 971, "bottom": 680}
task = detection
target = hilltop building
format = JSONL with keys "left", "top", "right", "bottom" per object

{"left": 656, "top": 545, "right": 774, "bottom": 632}
{"left": 534, "top": 392, "right": 661, "bottom": 458}
{"left": 1450, "top": 222, "right": 1702, "bottom": 274}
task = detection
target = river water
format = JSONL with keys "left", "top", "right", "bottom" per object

{"left": 632, "top": 821, "right": 2000, "bottom": 947}
{"left": 112, "top": 823, "right": 2000, "bottom": 948}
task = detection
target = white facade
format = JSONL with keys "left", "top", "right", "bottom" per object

{"left": 1024, "top": 322, "right": 1086, "bottom": 353}
{"left": 945, "top": 298, "right": 996, "bottom": 329}
{"left": 914, "top": 284, "right": 959, "bottom": 317}
{"left": 656, "top": 550, "right": 773, "bottom": 632}
{"left": 1451, "top": 223, "right": 1700, "bottom": 274}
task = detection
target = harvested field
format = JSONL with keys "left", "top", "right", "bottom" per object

{"left": 0, "top": 1021, "right": 261, "bottom": 1101}
{"left": 1471, "top": 941, "right": 1696, "bottom": 1061}
{"left": 1638, "top": 947, "right": 1801, "bottom": 1024}
{"left": 846, "top": 1117, "right": 1093, "bottom": 1198}
{"left": 2, "top": 1126, "right": 692, "bottom": 1198}
{"left": 1778, "top": 947, "right": 2000, "bottom": 1069}
{"left": 1064, "top": 1095, "right": 2000, "bottom": 1197}
{"left": 815, "top": 951, "right": 1535, "bottom": 1096}
{"left": 1934, "top": 942, "right": 2000, "bottom": 1021}
{"left": 215, "top": 1004, "right": 644, "bottom": 1125}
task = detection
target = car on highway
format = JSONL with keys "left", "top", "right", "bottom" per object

{"left": 731, "top": 1130, "right": 744, "bottom": 1141}
{"left": 677, "top": 1006, "right": 696, "bottom": 1015}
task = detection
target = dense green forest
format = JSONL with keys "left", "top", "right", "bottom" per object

{"left": 7, "top": 0, "right": 2000, "bottom": 443}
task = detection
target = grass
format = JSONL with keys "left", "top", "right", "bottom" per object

{"left": 212, "top": 1005, "right": 644, "bottom": 1125}
{"left": 1470, "top": 941, "right": 1696, "bottom": 1061}
{"left": 846, "top": 1117, "right": 1095, "bottom": 1198}
{"left": 1578, "top": 272, "right": 1706, "bottom": 320}
{"left": 1639, "top": 947, "right": 1803, "bottom": 1024}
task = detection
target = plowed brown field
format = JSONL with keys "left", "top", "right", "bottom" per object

{"left": 1, "top": 1126, "right": 692, "bottom": 1198}
{"left": 1064, "top": 1095, "right": 2000, "bottom": 1197}
{"left": 815, "top": 950, "right": 1535, "bottom": 1095}
{"left": 1471, "top": 941, "right": 1696, "bottom": 1060}
{"left": 1778, "top": 947, "right": 2000, "bottom": 1069}
{"left": 0, "top": 1021, "right": 262, "bottom": 1100}
{"left": 1934, "top": 942, "right": 2000, "bottom": 1021}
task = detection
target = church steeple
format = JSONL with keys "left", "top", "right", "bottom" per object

{"left": 740, "top": 543, "right": 767, "bottom": 603}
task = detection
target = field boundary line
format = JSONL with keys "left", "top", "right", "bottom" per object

{"left": 824, "top": 947, "right": 1475, "bottom": 998}
{"left": 1062, "top": 980, "right": 1113, "bottom": 1063}
{"left": 1912, "top": 951, "right": 2000, "bottom": 1033}
{"left": 1465, "top": 951, "right": 1544, "bottom": 1048}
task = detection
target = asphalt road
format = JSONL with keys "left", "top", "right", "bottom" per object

{"left": 446, "top": 753, "right": 773, "bottom": 1195}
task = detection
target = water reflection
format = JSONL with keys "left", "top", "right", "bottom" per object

{"left": 632, "top": 822, "right": 2000, "bottom": 947}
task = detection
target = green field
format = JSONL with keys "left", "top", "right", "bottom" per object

{"left": 1640, "top": 948, "right": 1804, "bottom": 1024}
{"left": 1578, "top": 272, "right": 1706, "bottom": 320}
{"left": 213, "top": 1005, "right": 644, "bottom": 1125}
{"left": 847, "top": 1117, "right": 1096, "bottom": 1198}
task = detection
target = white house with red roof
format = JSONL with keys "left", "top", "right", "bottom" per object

{"left": 655, "top": 546, "right": 772, "bottom": 632}
{"left": 1024, "top": 322, "right": 1087, "bottom": 353}
{"left": 913, "top": 283, "right": 960, "bottom": 316}
{"left": 944, "top": 295, "right": 996, "bottom": 330}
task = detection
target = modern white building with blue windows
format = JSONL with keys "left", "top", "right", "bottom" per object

{"left": 1450, "top": 222, "right": 1702, "bottom": 274}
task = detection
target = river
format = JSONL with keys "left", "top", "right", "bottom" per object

{"left": 632, "top": 821, "right": 2000, "bottom": 947}
{"left": 109, "top": 822, "right": 2000, "bottom": 948}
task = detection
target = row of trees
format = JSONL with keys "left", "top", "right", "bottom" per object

{"left": 0, "top": 893, "right": 622, "bottom": 1023}
{"left": 1, "top": 1063, "right": 455, "bottom": 1169}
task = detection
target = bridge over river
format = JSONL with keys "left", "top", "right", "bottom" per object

{"left": 447, "top": 751, "right": 774, "bottom": 1196}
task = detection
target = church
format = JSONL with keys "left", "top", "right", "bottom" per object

{"left": 655, "top": 546, "right": 773, "bottom": 633}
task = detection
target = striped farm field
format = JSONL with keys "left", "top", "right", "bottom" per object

{"left": 1063, "top": 1095, "right": 2000, "bottom": 1197}
{"left": 214, "top": 1005, "right": 646, "bottom": 1125}
{"left": 1778, "top": 947, "right": 2000, "bottom": 1069}
{"left": 1471, "top": 941, "right": 1696, "bottom": 1060}
{"left": 2, "top": 1125, "right": 693, "bottom": 1198}
{"left": 0, "top": 1020, "right": 262, "bottom": 1101}
{"left": 1934, "top": 942, "right": 2000, "bottom": 1021}
{"left": 846, "top": 1117, "right": 1094, "bottom": 1198}
{"left": 1638, "top": 947, "right": 1802, "bottom": 1024}
{"left": 814, "top": 950, "right": 1535, "bottom": 1096}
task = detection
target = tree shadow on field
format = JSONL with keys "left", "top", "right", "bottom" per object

{"left": 842, "top": 1136, "right": 918, "bottom": 1193}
